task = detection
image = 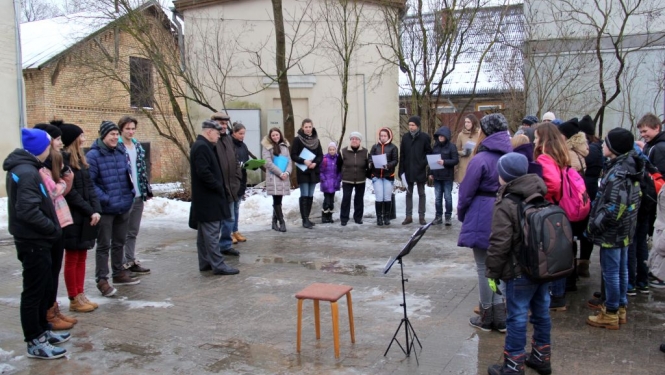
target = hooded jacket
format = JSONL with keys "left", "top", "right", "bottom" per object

{"left": 262, "top": 136, "right": 292, "bottom": 196}
{"left": 644, "top": 130, "right": 665, "bottom": 174}
{"left": 429, "top": 126, "right": 459, "bottom": 181}
{"left": 86, "top": 139, "right": 135, "bottom": 215}
{"left": 3, "top": 149, "right": 61, "bottom": 247}
{"left": 291, "top": 128, "right": 323, "bottom": 184}
{"left": 566, "top": 132, "right": 589, "bottom": 174}
{"left": 399, "top": 128, "right": 432, "bottom": 184}
{"left": 513, "top": 143, "right": 543, "bottom": 177}
{"left": 369, "top": 127, "right": 398, "bottom": 180}
{"left": 320, "top": 153, "right": 342, "bottom": 193}
{"left": 586, "top": 151, "right": 643, "bottom": 248}
{"left": 486, "top": 174, "right": 548, "bottom": 281}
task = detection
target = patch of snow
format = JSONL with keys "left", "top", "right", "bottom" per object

{"left": 0, "top": 363, "right": 16, "bottom": 374}
{"left": 246, "top": 276, "right": 292, "bottom": 287}
{"left": 0, "top": 198, "right": 7, "bottom": 230}
{"left": 117, "top": 297, "right": 173, "bottom": 309}
{"left": 0, "top": 298, "right": 19, "bottom": 308}
{"left": 151, "top": 182, "right": 183, "bottom": 194}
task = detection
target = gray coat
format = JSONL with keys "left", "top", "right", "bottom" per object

{"left": 262, "top": 136, "right": 292, "bottom": 196}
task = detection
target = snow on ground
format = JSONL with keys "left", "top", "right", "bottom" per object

{"left": 151, "top": 182, "right": 184, "bottom": 194}
{"left": 0, "top": 347, "right": 19, "bottom": 374}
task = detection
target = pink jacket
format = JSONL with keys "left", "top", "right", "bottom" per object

{"left": 536, "top": 154, "right": 562, "bottom": 203}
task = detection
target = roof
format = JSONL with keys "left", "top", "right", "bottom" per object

{"left": 399, "top": 3, "right": 525, "bottom": 97}
{"left": 173, "top": 0, "right": 405, "bottom": 12}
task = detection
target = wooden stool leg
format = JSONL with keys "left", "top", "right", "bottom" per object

{"left": 346, "top": 292, "right": 355, "bottom": 343}
{"left": 297, "top": 299, "right": 303, "bottom": 353}
{"left": 313, "top": 299, "right": 321, "bottom": 339}
{"left": 331, "top": 301, "right": 340, "bottom": 358}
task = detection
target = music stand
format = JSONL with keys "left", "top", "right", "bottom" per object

{"left": 383, "top": 221, "right": 432, "bottom": 364}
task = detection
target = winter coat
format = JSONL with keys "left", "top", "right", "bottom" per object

{"left": 586, "top": 151, "right": 643, "bottom": 249}
{"left": 340, "top": 145, "right": 369, "bottom": 184}
{"left": 3, "top": 149, "right": 61, "bottom": 248}
{"left": 648, "top": 189, "right": 665, "bottom": 281}
{"left": 485, "top": 174, "right": 548, "bottom": 281}
{"left": 455, "top": 128, "right": 480, "bottom": 183}
{"left": 215, "top": 133, "right": 242, "bottom": 202}
{"left": 429, "top": 127, "right": 459, "bottom": 181}
{"left": 536, "top": 154, "right": 563, "bottom": 203}
{"left": 63, "top": 152, "right": 102, "bottom": 250}
{"left": 457, "top": 131, "right": 512, "bottom": 249}
{"left": 399, "top": 130, "right": 432, "bottom": 184}
{"left": 513, "top": 143, "right": 543, "bottom": 177}
{"left": 585, "top": 140, "right": 604, "bottom": 201}
{"left": 119, "top": 138, "right": 153, "bottom": 201}
{"left": 291, "top": 128, "right": 323, "bottom": 184}
{"left": 190, "top": 135, "right": 231, "bottom": 223}
{"left": 232, "top": 136, "right": 250, "bottom": 198}
{"left": 567, "top": 132, "right": 589, "bottom": 174}
{"left": 262, "top": 136, "right": 292, "bottom": 196}
{"left": 369, "top": 127, "right": 398, "bottom": 181}
{"left": 320, "top": 153, "right": 342, "bottom": 193}
{"left": 644, "top": 131, "right": 665, "bottom": 174}
{"left": 40, "top": 167, "right": 73, "bottom": 228}
{"left": 86, "top": 139, "right": 135, "bottom": 215}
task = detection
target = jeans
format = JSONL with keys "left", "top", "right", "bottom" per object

{"left": 628, "top": 218, "right": 649, "bottom": 287}
{"left": 299, "top": 182, "right": 316, "bottom": 197}
{"left": 473, "top": 247, "right": 504, "bottom": 308}
{"left": 372, "top": 178, "right": 393, "bottom": 202}
{"left": 96, "top": 212, "right": 130, "bottom": 282}
{"left": 16, "top": 241, "right": 52, "bottom": 342}
{"left": 504, "top": 276, "right": 551, "bottom": 356}
{"left": 218, "top": 202, "right": 236, "bottom": 250}
{"left": 124, "top": 198, "right": 145, "bottom": 267}
{"left": 600, "top": 247, "right": 628, "bottom": 311}
{"left": 197, "top": 221, "right": 227, "bottom": 272}
{"left": 341, "top": 183, "right": 365, "bottom": 223}
{"left": 433, "top": 179, "right": 453, "bottom": 218}
{"left": 405, "top": 181, "right": 426, "bottom": 216}
{"left": 550, "top": 278, "right": 566, "bottom": 298}
{"left": 232, "top": 200, "right": 241, "bottom": 232}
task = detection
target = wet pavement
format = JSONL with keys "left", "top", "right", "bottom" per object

{"left": 0, "top": 215, "right": 664, "bottom": 374}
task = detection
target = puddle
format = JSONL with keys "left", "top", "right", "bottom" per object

{"left": 241, "top": 255, "right": 368, "bottom": 276}
{"left": 200, "top": 339, "right": 289, "bottom": 373}
{"left": 105, "top": 342, "right": 161, "bottom": 356}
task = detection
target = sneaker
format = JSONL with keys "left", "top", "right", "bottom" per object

{"left": 649, "top": 275, "right": 665, "bottom": 288}
{"left": 46, "top": 330, "right": 70, "bottom": 345}
{"left": 445, "top": 217, "right": 452, "bottom": 226}
{"left": 96, "top": 279, "right": 116, "bottom": 297}
{"left": 432, "top": 216, "right": 443, "bottom": 225}
{"left": 127, "top": 262, "right": 151, "bottom": 274}
{"left": 637, "top": 283, "right": 650, "bottom": 294}
{"left": 627, "top": 284, "right": 637, "bottom": 296}
{"left": 112, "top": 271, "right": 140, "bottom": 286}
{"left": 27, "top": 333, "right": 67, "bottom": 360}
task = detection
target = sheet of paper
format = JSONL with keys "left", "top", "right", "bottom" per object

{"left": 371, "top": 154, "right": 387, "bottom": 169}
{"left": 400, "top": 173, "right": 410, "bottom": 193}
{"left": 295, "top": 163, "right": 307, "bottom": 171}
{"left": 299, "top": 148, "right": 315, "bottom": 161}
{"left": 427, "top": 154, "right": 444, "bottom": 170}
{"left": 464, "top": 141, "right": 476, "bottom": 153}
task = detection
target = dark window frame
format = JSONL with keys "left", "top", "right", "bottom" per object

{"left": 130, "top": 56, "right": 153, "bottom": 108}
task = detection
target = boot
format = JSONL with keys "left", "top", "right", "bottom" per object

{"left": 549, "top": 295, "right": 567, "bottom": 311}
{"left": 488, "top": 351, "right": 526, "bottom": 375}
{"left": 618, "top": 305, "right": 627, "bottom": 324}
{"left": 376, "top": 202, "right": 384, "bottom": 226}
{"left": 69, "top": 294, "right": 94, "bottom": 313}
{"left": 233, "top": 231, "right": 247, "bottom": 242}
{"left": 327, "top": 211, "right": 335, "bottom": 223}
{"left": 321, "top": 210, "right": 328, "bottom": 224}
{"left": 272, "top": 206, "right": 279, "bottom": 232}
{"left": 492, "top": 303, "right": 506, "bottom": 333}
{"left": 525, "top": 341, "right": 552, "bottom": 375}
{"left": 577, "top": 259, "right": 590, "bottom": 278}
{"left": 54, "top": 302, "right": 77, "bottom": 325}
{"left": 419, "top": 215, "right": 427, "bottom": 225}
{"left": 274, "top": 205, "right": 287, "bottom": 232}
{"left": 80, "top": 293, "right": 98, "bottom": 309}
{"left": 432, "top": 216, "right": 443, "bottom": 225}
{"left": 402, "top": 216, "right": 412, "bottom": 225}
{"left": 307, "top": 197, "right": 316, "bottom": 226}
{"left": 566, "top": 244, "right": 578, "bottom": 291}
{"left": 469, "top": 304, "right": 493, "bottom": 332}
{"left": 47, "top": 305, "right": 74, "bottom": 331}
{"left": 382, "top": 202, "right": 391, "bottom": 225}
{"left": 586, "top": 309, "right": 619, "bottom": 330}
{"left": 300, "top": 197, "right": 312, "bottom": 229}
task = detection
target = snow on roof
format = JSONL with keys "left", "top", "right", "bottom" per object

{"left": 399, "top": 4, "right": 525, "bottom": 97}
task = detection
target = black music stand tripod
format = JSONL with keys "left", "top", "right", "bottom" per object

{"left": 382, "top": 222, "right": 432, "bottom": 364}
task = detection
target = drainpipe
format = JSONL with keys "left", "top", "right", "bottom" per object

{"left": 361, "top": 73, "right": 367, "bottom": 149}
{"left": 13, "top": 0, "right": 25, "bottom": 129}
{"left": 171, "top": 7, "right": 186, "bottom": 72}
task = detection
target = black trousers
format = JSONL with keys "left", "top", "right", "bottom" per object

{"left": 322, "top": 193, "right": 335, "bottom": 211}
{"left": 16, "top": 241, "right": 53, "bottom": 342}
{"left": 49, "top": 236, "right": 64, "bottom": 306}
{"left": 341, "top": 183, "right": 365, "bottom": 223}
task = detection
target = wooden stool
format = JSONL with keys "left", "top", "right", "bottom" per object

{"left": 295, "top": 283, "right": 355, "bottom": 358}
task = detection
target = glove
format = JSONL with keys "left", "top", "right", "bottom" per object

{"left": 488, "top": 278, "right": 502, "bottom": 295}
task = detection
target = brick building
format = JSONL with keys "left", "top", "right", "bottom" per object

{"left": 21, "top": 2, "right": 186, "bottom": 181}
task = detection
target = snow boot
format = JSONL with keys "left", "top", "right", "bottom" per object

{"left": 487, "top": 351, "right": 526, "bottom": 375}
{"left": 586, "top": 309, "right": 619, "bottom": 330}
{"left": 272, "top": 206, "right": 280, "bottom": 231}
{"left": 274, "top": 205, "right": 287, "bottom": 232}
{"left": 492, "top": 303, "right": 507, "bottom": 333}
{"left": 376, "top": 202, "right": 384, "bottom": 226}
{"left": 469, "top": 304, "right": 493, "bottom": 332}
{"left": 54, "top": 302, "right": 77, "bottom": 325}
{"left": 47, "top": 305, "right": 74, "bottom": 331}
{"left": 525, "top": 341, "right": 552, "bottom": 375}
{"left": 299, "top": 198, "right": 312, "bottom": 229}
{"left": 306, "top": 197, "right": 316, "bottom": 226}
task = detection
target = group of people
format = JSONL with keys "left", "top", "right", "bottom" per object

{"left": 6, "top": 116, "right": 152, "bottom": 359}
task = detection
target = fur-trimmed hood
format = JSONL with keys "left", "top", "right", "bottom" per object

{"left": 261, "top": 135, "right": 290, "bottom": 150}
{"left": 567, "top": 132, "right": 589, "bottom": 157}
{"left": 376, "top": 127, "right": 394, "bottom": 145}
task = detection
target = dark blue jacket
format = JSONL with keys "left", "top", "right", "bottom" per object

{"left": 86, "top": 139, "right": 135, "bottom": 215}
{"left": 430, "top": 127, "right": 459, "bottom": 181}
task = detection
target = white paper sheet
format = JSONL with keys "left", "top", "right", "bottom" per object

{"left": 427, "top": 154, "right": 444, "bottom": 170}
{"left": 371, "top": 154, "right": 387, "bottom": 168}
{"left": 295, "top": 148, "right": 316, "bottom": 171}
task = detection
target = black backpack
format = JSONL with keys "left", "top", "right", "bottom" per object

{"left": 505, "top": 193, "right": 575, "bottom": 283}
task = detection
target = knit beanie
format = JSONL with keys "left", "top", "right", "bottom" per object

{"left": 542, "top": 112, "right": 556, "bottom": 122}
{"left": 33, "top": 123, "right": 62, "bottom": 140}
{"left": 99, "top": 120, "right": 119, "bottom": 140}
{"left": 328, "top": 141, "right": 337, "bottom": 150}
{"left": 349, "top": 132, "right": 363, "bottom": 141}
{"left": 480, "top": 113, "right": 508, "bottom": 136}
{"left": 21, "top": 128, "right": 51, "bottom": 156}
{"left": 58, "top": 124, "right": 84, "bottom": 148}
{"left": 497, "top": 152, "right": 529, "bottom": 183}
{"left": 578, "top": 115, "right": 595, "bottom": 136}
{"left": 522, "top": 115, "right": 539, "bottom": 126}
{"left": 558, "top": 118, "right": 580, "bottom": 139}
{"left": 604, "top": 128, "right": 634, "bottom": 156}
{"left": 407, "top": 116, "right": 421, "bottom": 127}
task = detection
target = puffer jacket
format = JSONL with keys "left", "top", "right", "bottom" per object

{"left": 430, "top": 126, "right": 459, "bottom": 181}
{"left": 486, "top": 174, "right": 548, "bottom": 281}
{"left": 536, "top": 154, "right": 562, "bottom": 203}
{"left": 567, "top": 132, "right": 589, "bottom": 173}
{"left": 86, "top": 139, "right": 135, "bottom": 215}
{"left": 586, "top": 150, "right": 643, "bottom": 248}
{"left": 262, "top": 136, "right": 292, "bottom": 196}
{"left": 63, "top": 152, "right": 102, "bottom": 250}
{"left": 320, "top": 153, "right": 341, "bottom": 193}
{"left": 648, "top": 189, "right": 665, "bottom": 281}
{"left": 369, "top": 127, "right": 398, "bottom": 180}
{"left": 340, "top": 145, "right": 369, "bottom": 184}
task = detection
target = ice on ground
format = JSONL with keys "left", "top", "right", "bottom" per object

{"left": 246, "top": 276, "right": 292, "bottom": 287}
{"left": 354, "top": 286, "right": 432, "bottom": 320}
{"left": 151, "top": 182, "right": 183, "bottom": 194}
{"left": 117, "top": 297, "right": 173, "bottom": 309}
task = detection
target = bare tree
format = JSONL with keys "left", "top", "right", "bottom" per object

{"left": 271, "top": 0, "right": 296, "bottom": 144}
{"left": 20, "top": 0, "right": 62, "bottom": 22}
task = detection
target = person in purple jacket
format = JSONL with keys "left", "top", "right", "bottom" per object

{"left": 457, "top": 113, "right": 512, "bottom": 333}
{"left": 319, "top": 142, "right": 342, "bottom": 223}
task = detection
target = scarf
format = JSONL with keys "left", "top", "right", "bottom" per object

{"left": 298, "top": 128, "right": 320, "bottom": 150}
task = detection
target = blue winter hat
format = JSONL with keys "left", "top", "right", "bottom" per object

{"left": 22, "top": 128, "right": 51, "bottom": 156}
{"left": 497, "top": 152, "right": 529, "bottom": 183}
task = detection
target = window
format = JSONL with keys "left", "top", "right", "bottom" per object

{"left": 436, "top": 106, "right": 456, "bottom": 114}
{"left": 130, "top": 56, "right": 153, "bottom": 108}
{"left": 399, "top": 108, "right": 408, "bottom": 115}
{"left": 476, "top": 103, "right": 503, "bottom": 112}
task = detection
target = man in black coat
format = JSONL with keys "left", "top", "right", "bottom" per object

{"left": 399, "top": 116, "right": 432, "bottom": 225}
{"left": 190, "top": 120, "right": 239, "bottom": 276}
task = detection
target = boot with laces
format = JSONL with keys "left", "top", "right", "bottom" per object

{"left": 587, "top": 309, "right": 619, "bottom": 330}
{"left": 46, "top": 305, "right": 73, "bottom": 331}
{"left": 80, "top": 293, "right": 99, "bottom": 309}
{"left": 54, "top": 302, "right": 78, "bottom": 324}
{"left": 69, "top": 294, "right": 94, "bottom": 313}
{"left": 525, "top": 341, "right": 552, "bottom": 375}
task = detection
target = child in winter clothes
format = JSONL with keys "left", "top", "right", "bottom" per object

{"left": 586, "top": 128, "right": 642, "bottom": 330}
{"left": 319, "top": 142, "right": 342, "bottom": 223}
{"left": 429, "top": 126, "right": 459, "bottom": 225}
{"left": 486, "top": 152, "right": 552, "bottom": 375}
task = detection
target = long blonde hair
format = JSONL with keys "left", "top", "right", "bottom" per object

{"left": 64, "top": 134, "right": 88, "bottom": 170}
{"left": 534, "top": 122, "right": 570, "bottom": 168}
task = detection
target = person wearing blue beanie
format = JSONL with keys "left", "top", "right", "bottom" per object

{"left": 21, "top": 128, "right": 51, "bottom": 158}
